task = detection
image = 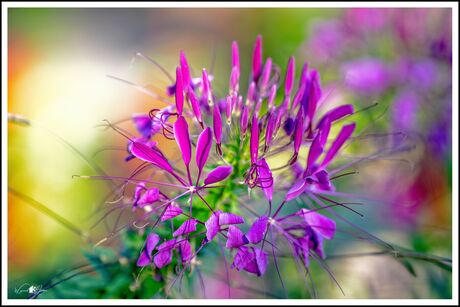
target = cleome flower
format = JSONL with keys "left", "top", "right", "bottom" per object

{"left": 97, "top": 35, "right": 358, "bottom": 280}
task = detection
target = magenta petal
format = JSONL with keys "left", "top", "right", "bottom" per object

{"left": 307, "top": 70, "right": 322, "bottom": 121}
{"left": 175, "top": 67, "right": 184, "bottom": 115}
{"left": 297, "top": 237, "right": 311, "bottom": 267}
{"left": 213, "top": 104, "right": 222, "bottom": 145}
{"left": 173, "top": 219, "right": 198, "bottom": 237}
{"left": 307, "top": 134, "right": 324, "bottom": 171}
{"left": 180, "top": 51, "right": 191, "bottom": 88}
{"left": 253, "top": 247, "right": 268, "bottom": 276}
{"left": 317, "top": 104, "right": 354, "bottom": 129}
{"left": 160, "top": 204, "right": 183, "bottom": 221}
{"left": 136, "top": 250, "right": 151, "bottom": 267}
{"left": 137, "top": 233, "right": 160, "bottom": 267}
{"left": 178, "top": 240, "right": 192, "bottom": 262}
{"left": 231, "top": 40, "right": 240, "bottom": 72}
{"left": 145, "top": 233, "right": 160, "bottom": 256}
{"left": 240, "top": 106, "right": 249, "bottom": 136}
{"left": 252, "top": 35, "right": 263, "bottom": 82}
{"left": 204, "top": 165, "right": 233, "bottom": 185}
{"left": 320, "top": 123, "right": 356, "bottom": 169}
{"left": 205, "top": 211, "right": 222, "bottom": 241}
{"left": 196, "top": 127, "right": 213, "bottom": 173}
{"left": 250, "top": 115, "right": 259, "bottom": 164}
{"left": 261, "top": 58, "right": 272, "bottom": 89}
{"left": 225, "top": 225, "right": 246, "bottom": 249}
{"left": 245, "top": 215, "right": 268, "bottom": 244}
{"left": 131, "top": 141, "right": 173, "bottom": 174}
{"left": 293, "top": 107, "right": 305, "bottom": 154}
{"left": 133, "top": 182, "right": 146, "bottom": 204}
{"left": 137, "top": 187, "right": 160, "bottom": 207}
{"left": 173, "top": 116, "right": 191, "bottom": 166}
{"left": 188, "top": 90, "right": 203, "bottom": 124}
{"left": 257, "top": 158, "right": 273, "bottom": 201}
{"left": 230, "top": 66, "right": 239, "bottom": 94}
{"left": 154, "top": 239, "right": 177, "bottom": 268}
{"left": 267, "top": 84, "right": 277, "bottom": 110}
{"left": 232, "top": 246, "right": 252, "bottom": 271}
{"left": 297, "top": 209, "right": 336, "bottom": 240}
{"left": 265, "top": 112, "right": 276, "bottom": 149}
{"left": 219, "top": 212, "right": 244, "bottom": 226}
{"left": 285, "top": 56, "right": 295, "bottom": 96}
{"left": 202, "top": 68, "right": 212, "bottom": 103}
{"left": 291, "top": 82, "right": 306, "bottom": 110}
{"left": 285, "top": 179, "right": 308, "bottom": 201}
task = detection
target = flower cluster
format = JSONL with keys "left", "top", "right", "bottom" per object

{"left": 120, "top": 35, "right": 357, "bottom": 278}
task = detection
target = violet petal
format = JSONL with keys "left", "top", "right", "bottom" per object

{"left": 131, "top": 141, "right": 173, "bottom": 174}
{"left": 173, "top": 115, "right": 191, "bottom": 166}
{"left": 173, "top": 219, "right": 198, "bottom": 237}
{"left": 245, "top": 215, "right": 268, "bottom": 244}
{"left": 219, "top": 212, "right": 244, "bottom": 226}
{"left": 225, "top": 225, "right": 246, "bottom": 249}
{"left": 204, "top": 165, "right": 233, "bottom": 185}
{"left": 196, "top": 127, "right": 213, "bottom": 173}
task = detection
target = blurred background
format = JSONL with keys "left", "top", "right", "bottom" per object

{"left": 8, "top": 7, "right": 452, "bottom": 299}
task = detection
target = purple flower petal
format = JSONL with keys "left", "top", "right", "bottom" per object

{"left": 196, "top": 127, "right": 213, "bottom": 173}
{"left": 316, "top": 104, "right": 354, "bottom": 129}
{"left": 285, "top": 56, "right": 295, "bottom": 96}
{"left": 291, "top": 82, "right": 306, "bottom": 110}
{"left": 180, "top": 51, "right": 191, "bottom": 89}
{"left": 252, "top": 35, "right": 263, "bottom": 82}
{"left": 253, "top": 247, "right": 268, "bottom": 276}
{"left": 232, "top": 246, "right": 252, "bottom": 271}
{"left": 173, "top": 219, "right": 198, "bottom": 237}
{"left": 178, "top": 240, "right": 192, "bottom": 262}
{"left": 245, "top": 215, "right": 268, "bottom": 244}
{"left": 219, "top": 212, "right": 244, "bottom": 226}
{"left": 131, "top": 141, "right": 173, "bottom": 174}
{"left": 231, "top": 41, "right": 240, "bottom": 73}
{"left": 133, "top": 182, "right": 146, "bottom": 205}
{"left": 204, "top": 165, "right": 233, "bottom": 185}
{"left": 205, "top": 211, "right": 222, "bottom": 241}
{"left": 137, "top": 187, "right": 160, "bottom": 207}
{"left": 267, "top": 84, "right": 277, "bottom": 110}
{"left": 188, "top": 90, "right": 203, "bottom": 125}
{"left": 257, "top": 159, "right": 273, "bottom": 201}
{"left": 202, "top": 68, "right": 212, "bottom": 104}
{"left": 160, "top": 204, "right": 183, "bottom": 221}
{"left": 226, "top": 225, "right": 246, "bottom": 249}
{"left": 264, "top": 112, "right": 276, "bottom": 150}
{"left": 250, "top": 115, "right": 259, "bottom": 164}
{"left": 297, "top": 237, "right": 311, "bottom": 267}
{"left": 285, "top": 179, "right": 308, "bottom": 201}
{"left": 136, "top": 250, "right": 151, "bottom": 267}
{"left": 307, "top": 70, "right": 322, "bottom": 122}
{"left": 260, "top": 58, "right": 272, "bottom": 89}
{"left": 320, "top": 123, "right": 355, "bottom": 169}
{"left": 175, "top": 67, "right": 184, "bottom": 115}
{"left": 213, "top": 104, "right": 222, "bottom": 145}
{"left": 145, "top": 233, "right": 160, "bottom": 257}
{"left": 132, "top": 114, "right": 153, "bottom": 139}
{"left": 293, "top": 107, "right": 305, "bottom": 154}
{"left": 137, "top": 233, "right": 160, "bottom": 267}
{"left": 154, "top": 239, "right": 177, "bottom": 268}
{"left": 307, "top": 134, "right": 324, "bottom": 172}
{"left": 230, "top": 67, "right": 239, "bottom": 94}
{"left": 240, "top": 106, "right": 249, "bottom": 136}
{"left": 297, "top": 208, "right": 336, "bottom": 240}
{"left": 173, "top": 116, "right": 191, "bottom": 166}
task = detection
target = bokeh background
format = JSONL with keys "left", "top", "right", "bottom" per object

{"left": 8, "top": 7, "right": 452, "bottom": 299}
